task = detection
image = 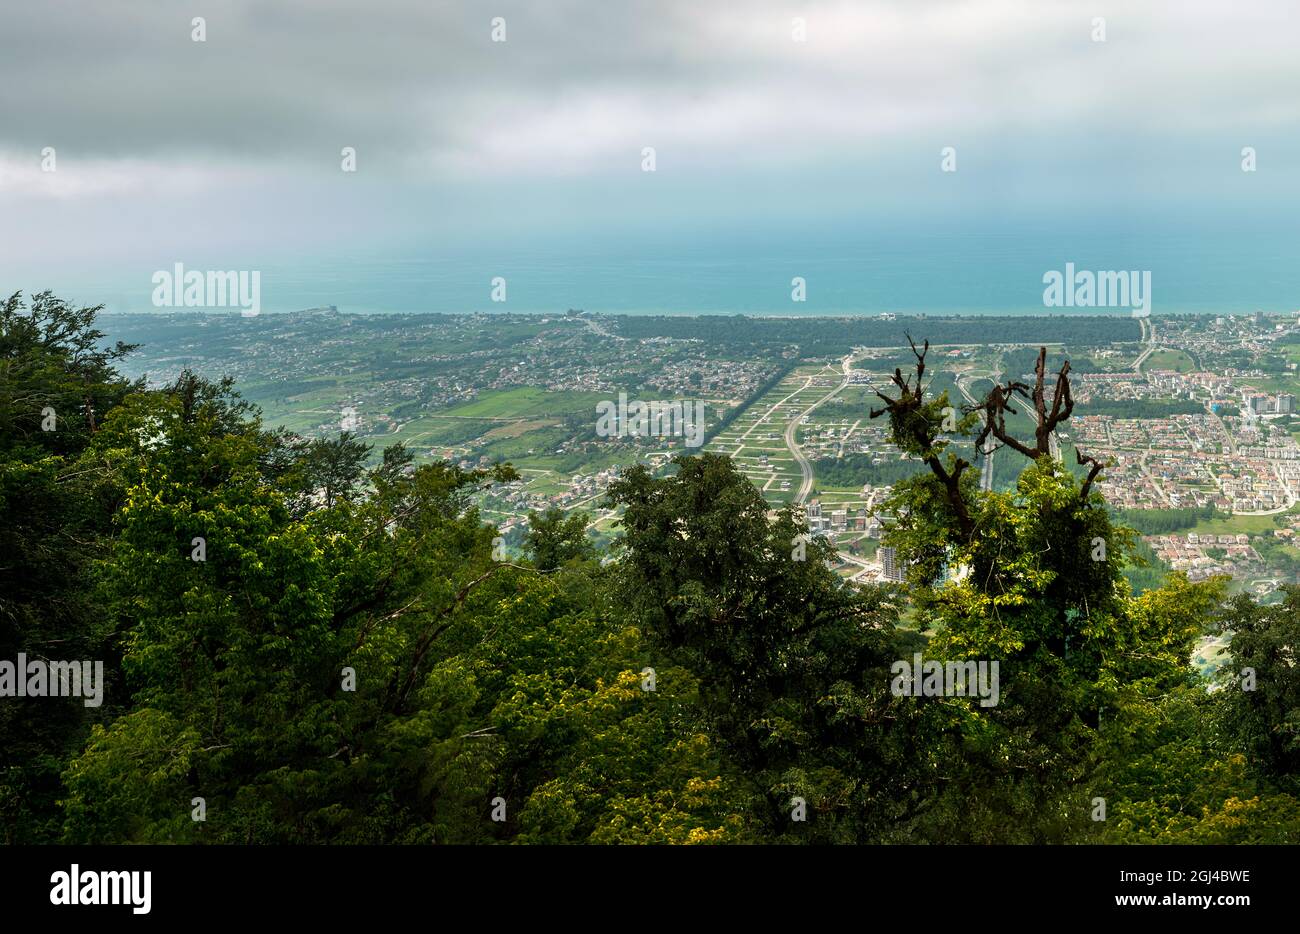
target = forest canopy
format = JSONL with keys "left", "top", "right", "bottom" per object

{"left": 2, "top": 293, "right": 1297, "bottom": 844}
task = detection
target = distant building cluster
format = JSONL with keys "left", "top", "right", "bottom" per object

{"left": 1242, "top": 390, "right": 1296, "bottom": 416}
{"left": 807, "top": 499, "right": 880, "bottom": 535}
{"left": 1146, "top": 532, "right": 1259, "bottom": 582}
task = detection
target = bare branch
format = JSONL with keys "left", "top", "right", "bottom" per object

{"left": 969, "top": 347, "right": 1076, "bottom": 462}
{"left": 869, "top": 334, "right": 973, "bottom": 537}
{"left": 1076, "top": 449, "right": 1107, "bottom": 501}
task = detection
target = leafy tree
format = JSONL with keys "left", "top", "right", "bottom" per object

{"left": 1213, "top": 589, "right": 1300, "bottom": 784}
{"left": 605, "top": 453, "right": 942, "bottom": 842}
{"left": 0, "top": 290, "right": 137, "bottom": 452}
{"left": 295, "top": 431, "right": 373, "bottom": 510}
{"left": 524, "top": 506, "right": 595, "bottom": 570}
{"left": 62, "top": 371, "right": 736, "bottom": 843}
{"left": 870, "top": 340, "right": 1233, "bottom": 841}
{"left": 1093, "top": 684, "right": 1300, "bottom": 844}
{"left": 0, "top": 291, "right": 136, "bottom": 843}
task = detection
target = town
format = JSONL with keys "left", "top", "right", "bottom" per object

{"left": 101, "top": 309, "right": 1300, "bottom": 599}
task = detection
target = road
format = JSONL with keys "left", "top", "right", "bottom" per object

{"left": 736, "top": 376, "right": 815, "bottom": 444}
{"left": 956, "top": 370, "right": 998, "bottom": 492}
{"left": 787, "top": 354, "right": 855, "bottom": 504}
{"left": 1134, "top": 317, "right": 1157, "bottom": 373}
{"left": 1138, "top": 451, "right": 1174, "bottom": 506}
{"left": 1209, "top": 409, "right": 1236, "bottom": 456}
{"left": 835, "top": 549, "right": 876, "bottom": 582}
{"left": 580, "top": 316, "right": 623, "bottom": 341}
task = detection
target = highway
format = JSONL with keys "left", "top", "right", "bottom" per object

{"left": 1134, "top": 316, "right": 1157, "bottom": 373}
{"left": 956, "top": 371, "right": 997, "bottom": 492}
{"left": 787, "top": 354, "right": 855, "bottom": 504}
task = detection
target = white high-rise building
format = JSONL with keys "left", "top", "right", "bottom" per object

{"left": 880, "top": 546, "right": 905, "bottom": 582}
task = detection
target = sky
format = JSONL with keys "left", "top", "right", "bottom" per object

{"left": 2, "top": 0, "right": 1298, "bottom": 312}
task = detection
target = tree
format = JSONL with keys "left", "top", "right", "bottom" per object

{"left": 1213, "top": 589, "right": 1300, "bottom": 785}
{"left": 967, "top": 345, "right": 1107, "bottom": 498}
{"left": 295, "top": 431, "right": 373, "bottom": 510}
{"left": 0, "top": 290, "right": 137, "bottom": 451}
{"left": 523, "top": 506, "right": 595, "bottom": 570}
{"left": 605, "top": 453, "right": 942, "bottom": 842}
{"left": 868, "top": 336, "right": 978, "bottom": 538}
{"left": 0, "top": 291, "right": 136, "bottom": 842}
{"left": 870, "top": 338, "right": 1231, "bottom": 842}
{"left": 62, "top": 366, "right": 735, "bottom": 843}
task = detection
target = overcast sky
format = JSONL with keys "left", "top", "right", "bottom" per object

{"left": 2, "top": 0, "right": 1298, "bottom": 277}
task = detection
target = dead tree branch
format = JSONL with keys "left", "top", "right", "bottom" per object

{"left": 966, "top": 345, "right": 1105, "bottom": 498}
{"left": 869, "top": 335, "right": 974, "bottom": 537}
{"left": 1076, "top": 449, "right": 1106, "bottom": 501}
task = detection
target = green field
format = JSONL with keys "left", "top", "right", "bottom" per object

{"left": 442, "top": 387, "right": 608, "bottom": 418}
{"left": 1146, "top": 349, "right": 1198, "bottom": 372}
{"left": 1190, "top": 509, "right": 1295, "bottom": 536}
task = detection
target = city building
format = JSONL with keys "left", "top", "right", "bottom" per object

{"left": 880, "top": 546, "right": 906, "bottom": 582}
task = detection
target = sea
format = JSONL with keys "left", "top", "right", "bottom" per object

{"left": 23, "top": 224, "right": 1300, "bottom": 319}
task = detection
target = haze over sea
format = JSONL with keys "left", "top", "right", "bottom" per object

{"left": 46, "top": 220, "right": 1300, "bottom": 320}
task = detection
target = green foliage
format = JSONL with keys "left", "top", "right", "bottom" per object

{"left": 523, "top": 506, "right": 595, "bottom": 570}
{"left": 1213, "top": 590, "right": 1300, "bottom": 784}
{"left": 1113, "top": 504, "right": 1221, "bottom": 534}
{"left": 1251, "top": 537, "right": 1300, "bottom": 581}
{"left": 870, "top": 351, "right": 1277, "bottom": 842}
{"left": 1122, "top": 538, "right": 1169, "bottom": 595}
{"left": 1092, "top": 686, "right": 1300, "bottom": 844}
{"left": 1002, "top": 346, "right": 1099, "bottom": 378}
{"left": 4, "top": 301, "right": 1297, "bottom": 845}
{"left": 812, "top": 452, "right": 928, "bottom": 488}
{"left": 295, "top": 431, "right": 373, "bottom": 509}
{"left": 1080, "top": 398, "right": 1204, "bottom": 418}
{"left": 605, "top": 454, "right": 945, "bottom": 842}
{"left": 53, "top": 343, "right": 731, "bottom": 843}
{"left": 0, "top": 291, "right": 137, "bottom": 843}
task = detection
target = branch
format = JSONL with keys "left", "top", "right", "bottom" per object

{"left": 869, "top": 334, "right": 973, "bottom": 538}
{"left": 969, "top": 381, "right": 1038, "bottom": 460}
{"left": 1076, "top": 449, "right": 1107, "bottom": 500}
{"left": 969, "top": 347, "right": 1076, "bottom": 461}
{"left": 387, "top": 562, "right": 557, "bottom": 714}
{"left": 1038, "top": 350, "right": 1073, "bottom": 448}
{"left": 907, "top": 334, "right": 928, "bottom": 389}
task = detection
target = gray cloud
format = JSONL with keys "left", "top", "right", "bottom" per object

{"left": 2, "top": 0, "right": 1294, "bottom": 178}
{"left": 2, "top": 0, "right": 1299, "bottom": 270}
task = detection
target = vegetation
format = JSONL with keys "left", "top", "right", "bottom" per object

{"left": 1081, "top": 399, "right": 1204, "bottom": 418}
{"left": 1123, "top": 538, "right": 1170, "bottom": 594}
{"left": 3, "top": 294, "right": 1298, "bottom": 844}
{"left": 811, "top": 452, "right": 928, "bottom": 488}
{"left": 1252, "top": 537, "right": 1300, "bottom": 581}
{"left": 1002, "top": 346, "right": 1099, "bottom": 378}
{"left": 1114, "top": 504, "right": 1221, "bottom": 534}
{"left": 616, "top": 315, "right": 1140, "bottom": 357}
